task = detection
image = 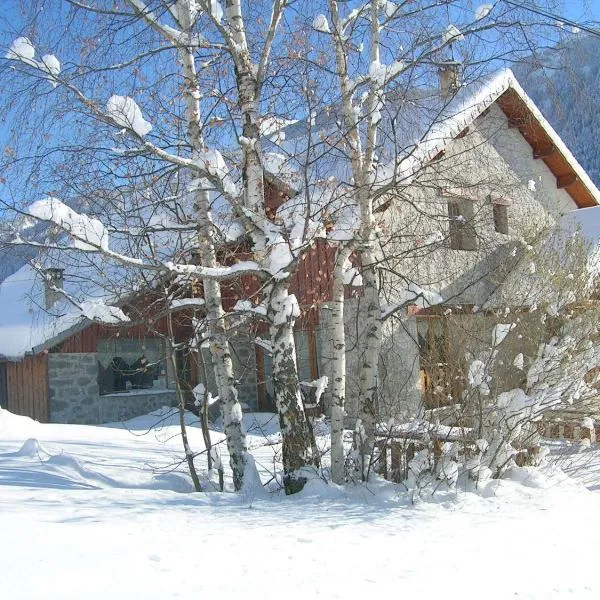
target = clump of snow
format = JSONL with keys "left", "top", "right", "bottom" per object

{"left": 383, "top": 1, "right": 398, "bottom": 19}
{"left": 169, "top": 0, "right": 201, "bottom": 24}
{"left": 11, "top": 438, "right": 48, "bottom": 459}
{"left": 381, "top": 283, "right": 443, "bottom": 317}
{"left": 194, "top": 148, "right": 239, "bottom": 197}
{"left": 475, "top": 4, "right": 493, "bottom": 21}
{"left": 6, "top": 37, "right": 61, "bottom": 86}
{"left": 443, "top": 24, "right": 465, "bottom": 44}
{"left": 79, "top": 301, "right": 129, "bottom": 324}
{"left": 106, "top": 95, "right": 152, "bottom": 137}
{"left": 468, "top": 359, "right": 489, "bottom": 395}
{"left": 28, "top": 197, "right": 109, "bottom": 252}
{"left": 528, "top": 179, "right": 537, "bottom": 192}
{"left": 582, "top": 417, "right": 595, "bottom": 430}
{"left": 312, "top": 14, "right": 331, "bottom": 34}
{"left": 259, "top": 116, "right": 297, "bottom": 140}
{"left": 513, "top": 352, "right": 524, "bottom": 370}
{"left": 301, "top": 376, "right": 329, "bottom": 408}
{"left": 5, "top": 37, "right": 35, "bottom": 60}
{"left": 210, "top": 0, "right": 224, "bottom": 23}
{"left": 40, "top": 54, "right": 60, "bottom": 77}
{"left": 272, "top": 293, "right": 300, "bottom": 326}
{"left": 492, "top": 323, "right": 516, "bottom": 347}
{"left": 368, "top": 59, "right": 385, "bottom": 85}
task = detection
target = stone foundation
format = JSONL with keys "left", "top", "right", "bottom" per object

{"left": 48, "top": 353, "right": 177, "bottom": 424}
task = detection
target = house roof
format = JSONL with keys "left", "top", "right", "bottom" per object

{"left": 377, "top": 69, "right": 600, "bottom": 208}
{"left": 279, "top": 69, "right": 600, "bottom": 209}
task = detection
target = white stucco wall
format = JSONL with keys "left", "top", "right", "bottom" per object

{"left": 368, "top": 102, "right": 584, "bottom": 420}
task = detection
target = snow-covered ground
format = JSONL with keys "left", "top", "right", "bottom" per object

{"left": 1, "top": 406, "right": 599, "bottom": 599}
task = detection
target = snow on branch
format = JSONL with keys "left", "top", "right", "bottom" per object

{"left": 163, "top": 260, "right": 263, "bottom": 280}
{"left": 233, "top": 300, "right": 268, "bottom": 318}
{"left": 194, "top": 148, "right": 239, "bottom": 197}
{"left": 475, "top": 4, "right": 494, "bottom": 21}
{"left": 170, "top": 298, "right": 206, "bottom": 310}
{"left": 443, "top": 24, "right": 465, "bottom": 44}
{"left": 300, "top": 376, "right": 328, "bottom": 409}
{"left": 29, "top": 197, "right": 109, "bottom": 252}
{"left": 5, "top": 37, "right": 61, "bottom": 87}
{"left": 79, "top": 301, "right": 130, "bottom": 324}
{"left": 106, "top": 95, "right": 153, "bottom": 137}
{"left": 29, "top": 260, "right": 130, "bottom": 325}
{"left": 312, "top": 14, "right": 331, "bottom": 34}
{"left": 380, "top": 283, "right": 443, "bottom": 319}
{"left": 125, "top": 0, "right": 208, "bottom": 46}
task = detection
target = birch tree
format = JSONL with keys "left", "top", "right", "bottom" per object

{"left": 312, "top": 0, "right": 571, "bottom": 481}
{"left": 1, "top": 0, "right": 320, "bottom": 493}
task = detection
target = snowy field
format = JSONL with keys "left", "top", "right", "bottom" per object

{"left": 1, "top": 407, "right": 600, "bottom": 600}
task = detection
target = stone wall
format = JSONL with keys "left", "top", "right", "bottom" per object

{"left": 48, "top": 353, "right": 177, "bottom": 424}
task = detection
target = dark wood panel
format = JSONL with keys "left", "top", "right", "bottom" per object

{"left": 3, "top": 354, "right": 49, "bottom": 422}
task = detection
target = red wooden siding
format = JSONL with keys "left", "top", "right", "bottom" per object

{"left": 5, "top": 354, "right": 49, "bottom": 422}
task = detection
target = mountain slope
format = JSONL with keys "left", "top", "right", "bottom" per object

{"left": 515, "top": 34, "right": 600, "bottom": 187}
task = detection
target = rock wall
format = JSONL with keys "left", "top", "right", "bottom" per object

{"left": 48, "top": 353, "right": 177, "bottom": 424}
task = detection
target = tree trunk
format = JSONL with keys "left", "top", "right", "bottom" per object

{"left": 355, "top": 247, "right": 382, "bottom": 481}
{"left": 178, "top": 36, "right": 248, "bottom": 490}
{"left": 194, "top": 344, "right": 213, "bottom": 471}
{"left": 330, "top": 246, "right": 352, "bottom": 484}
{"left": 268, "top": 285, "right": 318, "bottom": 494}
{"left": 165, "top": 317, "right": 202, "bottom": 492}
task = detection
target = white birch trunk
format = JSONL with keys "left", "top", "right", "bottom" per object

{"left": 178, "top": 21, "right": 247, "bottom": 490}
{"left": 328, "top": 0, "right": 384, "bottom": 481}
{"left": 223, "top": 2, "right": 317, "bottom": 491}
{"left": 330, "top": 246, "right": 352, "bottom": 484}
{"left": 354, "top": 247, "right": 381, "bottom": 480}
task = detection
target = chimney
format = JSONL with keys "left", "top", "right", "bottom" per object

{"left": 438, "top": 60, "right": 461, "bottom": 98}
{"left": 44, "top": 268, "right": 64, "bottom": 309}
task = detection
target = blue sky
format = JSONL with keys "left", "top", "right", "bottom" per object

{"left": 1, "top": 0, "right": 600, "bottom": 207}
{"left": 2, "top": 1, "right": 600, "bottom": 34}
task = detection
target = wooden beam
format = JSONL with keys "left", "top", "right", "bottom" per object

{"left": 557, "top": 173, "right": 578, "bottom": 189}
{"left": 533, "top": 145, "right": 556, "bottom": 160}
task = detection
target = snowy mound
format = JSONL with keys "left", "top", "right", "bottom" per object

{"left": 5, "top": 438, "right": 49, "bottom": 459}
{"left": 0, "top": 407, "right": 40, "bottom": 437}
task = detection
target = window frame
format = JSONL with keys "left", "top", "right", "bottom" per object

{"left": 447, "top": 198, "right": 478, "bottom": 251}
{"left": 492, "top": 202, "right": 509, "bottom": 235}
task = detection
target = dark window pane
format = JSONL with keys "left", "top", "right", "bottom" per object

{"left": 493, "top": 204, "right": 509, "bottom": 234}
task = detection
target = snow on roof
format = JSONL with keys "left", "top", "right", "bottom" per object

{"left": 0, "top": 260, "right": 121, "bottom": 360}
{"left": 281, "top": 68, "right": 600, "bottom": 207}
{"left": 390, "top": 68, "right": 600, "bottom": 204}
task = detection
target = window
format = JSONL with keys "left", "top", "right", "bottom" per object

{"left": 417, "top": 319, "right": 465, "bottom": 410}
{"left": 493, "top": 203, "right": 509, "bottom": 234}
{"left": 98, "top": 355, "right": 161, "bottom": 395}
{"left": 448, "top": 199, "right": 477, "bottom": 250}
{"left": 97, "top": 338, "right": 166, "bottom": 395}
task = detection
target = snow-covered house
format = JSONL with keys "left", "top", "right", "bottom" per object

{"left": 310, "top": 68, "right": 600, "bottom": 423}
{"left": 1, "top": 68, "right": 599, "bottom": 425}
